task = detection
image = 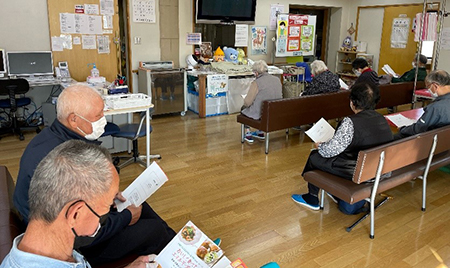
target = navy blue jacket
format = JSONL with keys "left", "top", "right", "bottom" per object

{"left": 395, "top": 93, "right": 450, "bottom": 139}
{"left": 13, "top": 119, "right": 132, "bottom": 244}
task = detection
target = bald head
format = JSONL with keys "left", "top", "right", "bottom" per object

{"left": 57, "top": 84, "right": 103, "bottom": 121}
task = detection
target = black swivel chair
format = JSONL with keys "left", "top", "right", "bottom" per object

{"left": 112, "top": 109, "right": 161, "bottom": 170}
{"left": 0, "top": 79, "right": 40, "bottom": 140}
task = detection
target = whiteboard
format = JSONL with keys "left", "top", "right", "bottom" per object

{"left": 275, "top": 14, "right": 317, "bottom": 57}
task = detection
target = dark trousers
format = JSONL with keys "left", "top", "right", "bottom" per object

{"left": 302, "top": 150, "right": 353, "bottom": 197}
{"left": 81, "top": 202, "right": 176, "bottom": 265}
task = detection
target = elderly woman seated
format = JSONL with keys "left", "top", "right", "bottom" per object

{"left": 302, "top": 60, "right": 340, "bottom": 96}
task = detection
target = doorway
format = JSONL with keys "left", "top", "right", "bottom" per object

{"left": 118, "top": 0, "right": 132, "bottom": 90}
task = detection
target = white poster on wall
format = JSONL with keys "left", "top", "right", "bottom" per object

{"left": 100, "top": 0, "right": 114, "bottom": 15}
{"left": 270, "top": 4, "right": 284, "bottom": 30}
{"left": 82, "top": 35, "right": 97, "bottom": 49}
{"left": 251, "top": 26, "right": 267, "bottom": 55}
{"left": 441, "top": 27, "right": 450, "bottom": 50}
{"left": 133, "top": 0, "right": 156, "bottom": 23}
{"left": 391, "top": 17, "right": 410, "bottom": 48}
{"left": 235, "top": 24, "right": 248, "bottom": 47}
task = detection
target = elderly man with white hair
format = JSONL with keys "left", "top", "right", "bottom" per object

{"left": 13, "top": 84, "right": 176, "bottom": 265}
{"left": 302, "top": 60, "right": 340, "bottom": 96}
{"left": 241, "top": 60, "right": 282, "bottom": 143}
{"left": 1, "top": 140, "right": 158, "bottom": 268}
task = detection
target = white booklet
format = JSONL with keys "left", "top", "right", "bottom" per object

{"left": 382, "top": 64, "right": 399, "bottom": 78}
{"left": 305, "top": 118, "right": 335, "bottom": 143}
{"left": 385, "top": 114, "right": 417, "bottom": 128}
{"left": 339, "top": 78, "right": 349, "bottom": 90}
{"left": 115, "top": 162, "right": 168, "bottom": 212}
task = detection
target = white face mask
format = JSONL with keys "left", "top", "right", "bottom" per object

{"left": 353, "top": 69, "right": 361, "bottom": 77}
{"left": 76, "top": 114, "right": 107, "bottom": 140}
{"left": 428, "top": 88, "right": 438, "bottom": 98}
{"left": 412, "top": 62, "right": 416, "bottom": 68}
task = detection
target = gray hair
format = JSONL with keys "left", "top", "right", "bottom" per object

{"left": 310, "top": 60, "right": 328, "bottom": 76}
{"left": 57, "top": 84, "right": 103, "bottom": 121}
{"left": 425, "top": 70, "right": 450, "bottom": 86}
{"left": 28, "top": 140, "right": 113, "bottom": 223}
{"left": 252, "top": 60, "right": 268, "bottom": 74}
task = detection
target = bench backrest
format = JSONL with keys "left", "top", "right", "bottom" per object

{"left": 353, "top": 125, "right": 450, "bottom": 184}
{"left": 259, "top": 81, "right": 421, "bottom": 132}
{"left": 376, "top": 81, "right": 424, "bottom": 109}
{"left": 0, "top": 166, "right": 25, "bottom": 261}
{"left": 260, "top": 90, "right": 352, "bottom": 131}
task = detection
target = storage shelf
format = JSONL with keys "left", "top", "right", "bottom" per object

{"left": 337, "top": 72, "right": 357, "bottom": 77}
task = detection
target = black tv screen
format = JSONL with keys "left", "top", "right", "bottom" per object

{"left": 196, "top": 0, "right": 257, "bottom": 24}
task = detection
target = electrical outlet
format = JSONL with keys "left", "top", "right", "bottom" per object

{"left": 134, "top": 36, "right": 141, "bottom": 45}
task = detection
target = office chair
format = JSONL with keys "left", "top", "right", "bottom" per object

{"left": 0, "top": 78, "right": 40, "bottom": 140}
{"left": 112, "top": 109, "right": 161, "bottom": 170}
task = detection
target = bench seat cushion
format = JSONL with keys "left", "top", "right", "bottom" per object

{"left": 304, "top": 161, "right": 427, "bottom": 204}
{"left": 236, "top": 114, "right": 262, "bottom": 131}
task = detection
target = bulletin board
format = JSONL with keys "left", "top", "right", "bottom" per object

{"left": 47, "top": 0, "right": 120, "bottom": 82}
{"left": 275, "top": 14, "right": 317, "bottom": 57}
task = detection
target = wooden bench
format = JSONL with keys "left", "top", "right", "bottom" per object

{"left": 303, "top": 125, "right": 450, "bottom": 239}
{"left": 237, "top": 81, "right": 424, "bottom": 154}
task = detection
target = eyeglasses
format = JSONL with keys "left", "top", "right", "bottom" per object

{"left": 66, "top": 200, "right": 109, "bottom": 225}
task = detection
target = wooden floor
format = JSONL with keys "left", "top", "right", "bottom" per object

{"left": 1, "top": 107, "right": 449, "bottom": 267}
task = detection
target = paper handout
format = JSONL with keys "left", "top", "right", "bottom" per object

{"left": 155, "top": 221, "right": 225, "bottom": 268}
{"left": 115, "top": 162, "right": 168, "bottom": 212}
{"left": 385, "top": 114, "right": 418, "bottom": 128}
{"left": 382, "top": 64, "right": 399, "bottom": 78}
{"left": 305, "top": 118, "right": 335, "bottom": 143}
{"left": 339, "top": 78, "right": 349, "bottom": 90}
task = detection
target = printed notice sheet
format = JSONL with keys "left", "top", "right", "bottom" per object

{"left": 235, "top": 24, "right": 249, "bottom": 47}
{"left": 385, "top": 114, "right": 417, "bottom": 128}
{"left": 115, "top": 162, "right": 168, "bottom": 212}
{"left": 382, "top": 64, "right": 399, "bottom": 78}
{"left": 305, "top": 118, "right": 335, "bottom": 143}
{"left": 155, "top": 221, "right": 225, "bottom": 268}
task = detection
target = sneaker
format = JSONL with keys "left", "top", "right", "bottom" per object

{"left": 213, "top": 238, "right": 222, "bottom": 247}
{"left": 244, "top": 134, "right": 254, "bottom": 143}
{"left": 251, "top": 131, "right": 265, "bottom": 140}
{"left": 291, "top": 194, "right": 320, "bottom": 211}
{"left": 326, "top": 192, "right": 338, "bottom": 204}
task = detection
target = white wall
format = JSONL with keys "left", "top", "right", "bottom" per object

{"left": 0, "top": 0, "right": 50, "bottom": 51}
{"left": 436, "top": 17, "right": 450, "bottom": 72}
{"left": 357, "top": 8, "right": 384, "bottom": 71}
{"left": 127, "top": 0, "right": 161, "bottom": 92}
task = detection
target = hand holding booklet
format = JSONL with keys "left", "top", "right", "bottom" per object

{"left": 115, "top": 162, "right": 168, "bottom": 212}
{"left": 382, "top": 64, "right": 399, "bottom": 78}
{"left": 305, "top": 118, "right": 335, "bottom": 143}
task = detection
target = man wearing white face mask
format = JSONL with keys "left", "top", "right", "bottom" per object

{"left": 352, "top": 58, "right": 379, "bottom": 86}
{"left": 14, "top": 84, "right": 176, "bottom": 265}
{"left": 395, "top": 70, "right": 450, "bottom": 139}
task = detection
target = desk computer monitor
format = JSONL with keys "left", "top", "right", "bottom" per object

{"left": 0, "top": 49, "right": 6, "bottom": 78}
{"left": 7, "top": 51, "right": 54, "bottom": 77}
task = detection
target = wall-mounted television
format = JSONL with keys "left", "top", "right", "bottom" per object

{"left": 7, "top": 51, "right": 54, "bottom": 77}
{"left": 196, "top": 0, "right": 257, "bottom": 24}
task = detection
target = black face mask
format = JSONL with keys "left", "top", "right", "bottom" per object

{"left": 66, "top": 200, "right": 109, "bottom": 249}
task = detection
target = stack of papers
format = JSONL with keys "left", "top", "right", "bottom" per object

{"left": 305, "top": 118, "right": 335, "bottom": 143}
{"left": 382, "top": 64, "right": 399, "bottom": 78}
{"left": 339, "top": 78, "right": 349, "bottom": 90}
{"left": 385, "top": 114, "right": 418, "bottom": 128}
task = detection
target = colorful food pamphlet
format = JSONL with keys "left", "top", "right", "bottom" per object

{"left": 156, "top": 221, "right": 225, "bottom": 268}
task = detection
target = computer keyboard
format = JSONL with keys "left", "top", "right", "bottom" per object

{"left": 26, "top": 76, "right": 57, "bottom": 84}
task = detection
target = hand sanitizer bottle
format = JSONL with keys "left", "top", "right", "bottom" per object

{"left": 88, "top": 63, "right": 100, "bottom": 77}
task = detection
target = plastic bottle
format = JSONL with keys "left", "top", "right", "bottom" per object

{"left": 88, "top": 63, "right": 100, "bottom": 77}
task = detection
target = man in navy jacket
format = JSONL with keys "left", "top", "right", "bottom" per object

{"left": 13, "top": 84, "right": 175, "bottom": 265}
